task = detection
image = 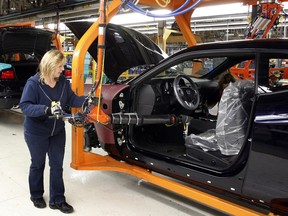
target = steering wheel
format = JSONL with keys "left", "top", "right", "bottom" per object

{"left": 173, "top": 74, "right": 200, "bottom": 110}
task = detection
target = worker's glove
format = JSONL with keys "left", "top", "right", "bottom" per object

{"left": 46, "top": 101, "right": 62, "bottom": 116}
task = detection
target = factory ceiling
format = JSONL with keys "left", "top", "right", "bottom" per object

{"left": 0, "top": 0, "right": 100, "bottom": 24}
{"left": 0, "top": 1, "right": 286, "bottom": 44}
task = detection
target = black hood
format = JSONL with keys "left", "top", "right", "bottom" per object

{"left": 65, "top": 22, "right": 165, "bottom": 82}
{"left": 0, "top": 26, "right": 53, "bottom": 58}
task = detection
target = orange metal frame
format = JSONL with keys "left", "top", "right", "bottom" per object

{"left": 70, "top": 0, "right": 276, "bottom": 215}
{"left": 230, "top": 2, "right": 284, "bottom": 80}
{"left": 261, "top": 3, "right": 283, "bottom": 38}
{"left": 0, "top": 21, "right": 35, "bottom": 28}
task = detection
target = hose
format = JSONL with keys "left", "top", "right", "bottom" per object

{"left": 121, "top": 0, "right": 201, "bottom": 18}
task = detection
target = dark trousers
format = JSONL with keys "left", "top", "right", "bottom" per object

{"left": 24, "top": 130, "right": 66, "bottom": 204}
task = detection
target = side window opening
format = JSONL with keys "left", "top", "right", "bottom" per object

{"left": 258, "top": 57, "right": 288, "bottom": 93}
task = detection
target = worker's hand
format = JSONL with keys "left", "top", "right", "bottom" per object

{"left": 51, "top": 105, "right": 62, "bottom": 116}
{"left": 46, "top": 101, "right": 62, "bottom": 116}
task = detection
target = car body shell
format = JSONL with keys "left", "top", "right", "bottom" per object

{"left": 83, "top": 39, "right": 288, "bottom": 215}
{"left": 65, "top": 21, "right": 288, "bottom": 214}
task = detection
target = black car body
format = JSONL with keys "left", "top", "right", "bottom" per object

{"left": 68, "top": 22, "right": 288, "bottom": 215}
{"left": 0, "top": 26, "right": 71, "bottom": 109}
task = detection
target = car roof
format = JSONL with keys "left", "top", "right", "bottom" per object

{"left": 177, "top": 39, "right": 288, "bottom": 54}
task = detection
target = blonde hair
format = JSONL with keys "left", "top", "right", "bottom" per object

{"left": 39, "top": 49, "right": 66, "bottom": 83}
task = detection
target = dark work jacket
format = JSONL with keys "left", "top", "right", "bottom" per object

{"left": 20, "top": 73, "right": 85, "bottom": 136}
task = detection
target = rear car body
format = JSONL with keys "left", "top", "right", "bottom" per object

{"left": 0, "top": 26, "right": 70, "bottom": 109}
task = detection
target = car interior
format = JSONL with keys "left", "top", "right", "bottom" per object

{"left": 129, "top": 56, "right": 256, "bottom": 170}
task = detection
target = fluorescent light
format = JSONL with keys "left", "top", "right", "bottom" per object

{"left": 36, "top": 23, "right": 68, "bottom": 31}
{"left": 193, "top": 3, "right": 250, "bottom": 17}
{"left": 109, "top": 3, "right": 250, "bottom": 25}
{"left": 110, "top": 9, "right": 171, "bottom": 25}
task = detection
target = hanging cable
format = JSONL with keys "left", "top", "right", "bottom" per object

{"left": 82, "top": 0, "right": 109, "bottom": 125}
{"left": 123, "top": 0, "right": 187, "bottom": 17}
{"left": 120, "top": 0, "right": 139, "bottom": 12}
{"left": 121, "top": 0, "right": 201, "bottom": 18}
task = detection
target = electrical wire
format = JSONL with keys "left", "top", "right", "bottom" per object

{"left": 134, "top": 37, "right": 163, "bottom": 57}
{"left": 120, "top": 0, "right": 139, "bottom": 12}
{"left": 283, "top": 9, "right": 288, "bottom": 16}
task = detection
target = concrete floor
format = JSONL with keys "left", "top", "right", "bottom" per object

{"left": 0, "top": 109, "right": 229, "bottom": 216}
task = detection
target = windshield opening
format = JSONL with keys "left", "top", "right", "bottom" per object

{"left": 156, "top": 57, "right": 227, "bottom": 78}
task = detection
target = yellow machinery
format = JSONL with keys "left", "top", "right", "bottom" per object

{"left": 70, "top": 0, "right": 287, "bottom": 215}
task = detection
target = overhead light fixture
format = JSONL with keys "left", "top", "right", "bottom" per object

{"left": 193, "top": 3, "right": 250, "bottom": 17}
{"left": 36, "top": 23, "right": 68, "bottom": 31}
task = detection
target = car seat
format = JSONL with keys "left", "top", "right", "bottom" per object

{"left": 216, "top": 80, "right": 254, "bottom": 155}
{"left": 185, "top": 80, "right": 254, "bottom": 165}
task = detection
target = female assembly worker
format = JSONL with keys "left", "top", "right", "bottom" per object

{"left": 20, "top": 50, "right": 86, "bottom": 214}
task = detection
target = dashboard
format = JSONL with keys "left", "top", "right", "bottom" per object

{"left": 135, "top": 77, "right": 219, "bottom": 116}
